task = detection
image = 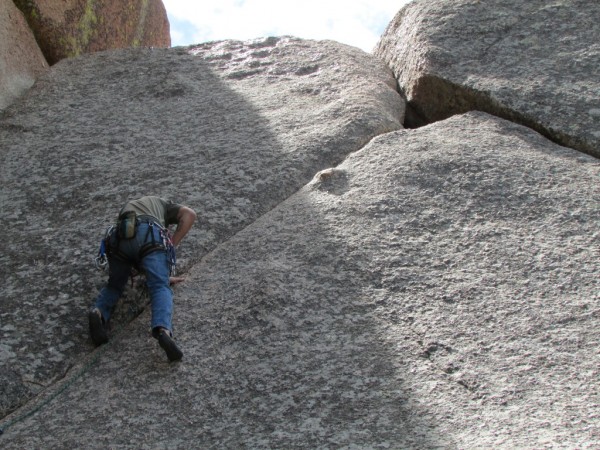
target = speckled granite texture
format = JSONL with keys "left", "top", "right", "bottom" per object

{"left": 2, "top": 112, "right": 598, "bottom": 448}
{"left": 0, "top": 38, "right": 403, "bottom": 421}
{"left": 1, "top": 1, "right": 599, "bottom": 447}
{"left": 375, "top": 0, "right": 600, "bottom": 157}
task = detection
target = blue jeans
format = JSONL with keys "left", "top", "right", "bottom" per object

{"left": 94, "top": 221, "right": 173, "bottom": 335}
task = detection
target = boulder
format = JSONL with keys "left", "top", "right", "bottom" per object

{"left": 0, "top": 0, "right": 48, "bottom": 111}
{"left": 1, "top": 1, "right": 599, "bottom": 447}
{"left": 2, "top": 112, "right": 598, "bottom": 448}
{"left": 0, "top": 38, "right": 404, "bottom": 419}
{"left": 12, "top": 0, "right": 171, "bottom": 65}
{"left": 375, "top": 0, "right": 600, "bottom": 158}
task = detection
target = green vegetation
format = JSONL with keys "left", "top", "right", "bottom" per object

{"left": 133, "top": 0, "right": 150, "bottom": 47}
{"left": 76, "top": 0, "right": 98, "bottom": 55}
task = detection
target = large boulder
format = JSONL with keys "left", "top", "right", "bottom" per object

{"left": 12, "top": 0, "right": 171, "bottom": 65}
{"left": 1, "top": 2, "right": 598, "bottom": 447}
{"left": 375, "top": 0, "right": 600, "bottom": 158}
{"left": 0, "top": 0, "right": 48, "bottom": 111}
{"left": 0, "top": 38, "right": 404, "bottom": 420}
{"left": 2, "top": 112, "right": 598, "bottom": 448}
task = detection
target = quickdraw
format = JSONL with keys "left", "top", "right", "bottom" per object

{"left": 161, "top": 227, "right": 177, "bottom": 276}
{"left": 94, "top": 225, "right": 114, "bottom": 271}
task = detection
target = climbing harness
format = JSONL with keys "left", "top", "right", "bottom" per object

{"left": 94, "top": 220, "right": 176, "bottom": 276}
{"left": 0, "top": 216, "right": 179, "bottom": 437}
{"left": 138, "top": 220, "right": 177, "bottom": 276}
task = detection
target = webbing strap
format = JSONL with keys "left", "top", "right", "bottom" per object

{"left": 100, "top": 221, "right": 176, "bottom": 275}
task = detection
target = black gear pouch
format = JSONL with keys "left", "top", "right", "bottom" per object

{"left": 117, "top": 210, "right": 138, "bottom": 240}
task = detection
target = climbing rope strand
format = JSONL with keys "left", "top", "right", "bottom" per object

{"left": 0, "top": 287, "right": 150, "bottom": 437}
{"left": 2, "top": 221, "right": 173, "bottom": 436}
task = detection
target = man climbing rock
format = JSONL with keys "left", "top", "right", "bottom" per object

{"left": 89, "top": 196, "right": 196, "bottom": 362}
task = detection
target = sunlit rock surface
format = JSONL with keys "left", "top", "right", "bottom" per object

{"left": 3, "top": 112, "right": 598, "bottom": 448}
{"left": 1, "top": 1, "right": 599, "bottom": 447}
{"left": 0, "top": 37, "right": 404, "bottom": 420}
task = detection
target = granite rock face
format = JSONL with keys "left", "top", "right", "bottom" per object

{"left": 0, "top": 38, "right": 404, "bottom": 420}
{"left": 375, "top": 0, "right": 600, "bottom": 158}
{"left": 2, "top": 112, "right": 598, "bottom": 448}
{"left": 0, "top": 0, "right": 48, "bottom": 111}
{"left": 1, "top": 1, "right": 599, "bottom": 448}
{"left": 13, "top": 0, "right": 171, "bottom": 65}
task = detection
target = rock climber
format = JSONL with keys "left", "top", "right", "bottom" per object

{"left": 89, "top": 195, "right": 196, "bottom": 361}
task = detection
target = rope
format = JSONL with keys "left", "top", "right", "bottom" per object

{"left": 0, "top": 286, "right": 149, "bottom": 437}
{"left": 3, "top": 219, "right": 174, "bottom": 436}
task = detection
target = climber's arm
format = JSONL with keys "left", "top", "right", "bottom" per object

{"left": 171, "top": 206, "right": 196, "bottom": 247}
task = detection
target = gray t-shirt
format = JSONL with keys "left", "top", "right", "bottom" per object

{"left": 120, "top": 196, "right": 182, "bottom": 227}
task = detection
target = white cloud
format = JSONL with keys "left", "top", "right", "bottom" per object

{"left": 162, "top": 0, "right": 410, "bottom": 52}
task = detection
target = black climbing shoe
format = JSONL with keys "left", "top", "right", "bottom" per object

{"left": 158, "top": 330, "right": 183, "bottom": 362}
{"left": 88, "top": 307, "right": 108, "bottom": 346}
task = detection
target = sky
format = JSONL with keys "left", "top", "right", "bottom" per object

{"left": 162, "top": 0, "right": 411, "bottom": 53}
